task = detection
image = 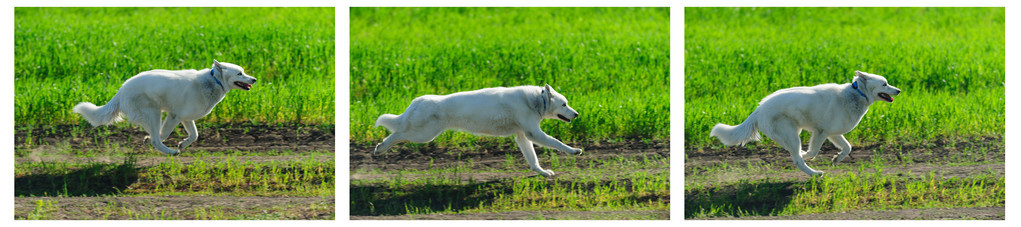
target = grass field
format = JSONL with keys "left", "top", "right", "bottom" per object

{"left": 15, "top": 7, "right": 335, "bottom": 125}
{"left": 684, "top": 7, "right": 1004, "bottom": 219}
{"left": 13, "top": 7, "right": 335, "bottom": 220}
{"left": 350, "top": 7, "right": 669, "bottom": 220}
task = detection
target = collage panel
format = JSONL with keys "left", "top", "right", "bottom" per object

{"left": 12, "top": 7, "right": 336, "bottom": 220}
{"left": 349, "top": 7, "right": 670, "bottom": 220}
{"left": 684, "top": 7, "right": 1005, "bottom": 220}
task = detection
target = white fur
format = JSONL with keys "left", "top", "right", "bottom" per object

{"left": 710, "top": 71, "right": 902, "bottom": 176}
{"left": 73, "top": 60, "right": 257, "bottom": 155}
{"left": 375, "top": 84, "right": 582, "bottom": 177}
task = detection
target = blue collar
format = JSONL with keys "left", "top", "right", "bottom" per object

{"left": 210, "top": 68, "right": 224, "bottom": 89}
{"left": 852, "top": 81, "right": 867, "bottom": 100}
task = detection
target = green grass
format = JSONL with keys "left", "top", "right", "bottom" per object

{"left": 350, "top": 7, "right": 670, "bottom": 146}
{"left": 15, "top": 7, "right": 335, "bottom": 125}
{"left": 350, "top": 153, "right": 669, "bottom": 218}
{"left": 685, "top": 7, "right": 1004, "bottom": 146}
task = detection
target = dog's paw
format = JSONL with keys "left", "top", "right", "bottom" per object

{"left": 801, "top": 152, "right": 817, "bottom": 160}
{"left": 831, "top": 154, "right": 849, "bottom": 163}
{"left": 569, "top": 148, "right": 583, "bottom": 155}
{"left": 539, "top": 169, "right": 556, "bottom": 177}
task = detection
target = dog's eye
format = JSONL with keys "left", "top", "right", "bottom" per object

{"left": 237, "top": 72, "right": 242, "bottom": 76}
{"left": 562, "top": 104, "right": 566, "bottom": 107}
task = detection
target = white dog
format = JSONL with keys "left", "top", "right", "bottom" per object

{"left": 73, "top": 60, "right": 257, "bottom": 155}
{"left": 710, "top": 71, "right": 901, "bottom": 176}
{"left": 374, "top": 84, "right": 582, "bottom": 177}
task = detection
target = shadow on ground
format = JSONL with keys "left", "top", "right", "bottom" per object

{"left": 15, "top": 157, "right": 139, "bottom": 197}
{"left": 684, "top": 180, "right": 797, "bottom": 218}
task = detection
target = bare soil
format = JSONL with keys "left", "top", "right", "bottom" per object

{"left": 351, "top": 210, "right": 669, "bottom": 220}
{"left": 13, "top": 124, "right": 335, "bottom": 220}
{"left": 350, "top": 139, "right": 669, "bottom": 173}
{"left": 685, "top": 136, "right": 1005, "bottom": 220}
{"left": 15, "top": 123, "right": 334, "bottom": 154}
{"left": 14, "top": 196, "right": 334, "bottom": 220}
{"left": 708, "top": 207, "right": 1004, "bottom": 220}
{"left": 349, "top": 140, "right": 671, "bottom": 220}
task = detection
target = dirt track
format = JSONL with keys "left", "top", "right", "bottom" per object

{"left": 685, "top": 136, "right": 1004, "bottom": 220}
{"left": 14, "top": 196, "right": 334, "bottom": 220}
{"left": 15, "top": 124, "right": 334, "bottom": 154}
{"left": 350, "top": 140, "right": 671, "bottom": 220}
{"left": 14, "top": 124, "right": 335, "bottom": 220}
{"left": 350, "top": 139, "right": 669, "bottom": 173}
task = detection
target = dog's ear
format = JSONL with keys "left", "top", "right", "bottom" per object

{"left": 543, "top": 84, "right": 553, "bottom": 95}
{"left": 212, "top": 60, "right": 223, "bottom": 74}
{"left": 855, "top": 71, "right": 870, "bottom": 80}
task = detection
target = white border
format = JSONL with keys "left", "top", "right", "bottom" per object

{"left": 2, "top": 0, "right": 1015, "bottom": 226}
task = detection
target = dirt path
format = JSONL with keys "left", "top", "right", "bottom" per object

{"left": 14, "top": 196, "right": 334, "bottom": 220}
{"left": 685, "top": 136, "right": 1004, "bottom": 220}
{"left": 15, "top": 124, "right": 335, "bottom": 154}
{"left": 687, "top": 136, "right": 1002, "bottom": 167}
{"left": 686, "top": 136, "right": 1004, "bottom": 184}
{"left": 351, "top": 210, "right": 669, "bottom": 220}
{"left": 701, "top": 206, "right": 1004, "bottom": 220}
{"left": 350, "top": 139, "right": 669, "bottom": 172}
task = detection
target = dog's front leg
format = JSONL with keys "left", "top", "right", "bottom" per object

{"left": 522, "top": 126, "right": 582, "bottom": 155}
{"left": 516, "top": 132, "right": 555, "bottom": 177}
{"left": 828, "top": 135, "right": 853, "bottom": 163}
{"left": 803, "top": 132, "right": 826, "bottom": 160}
{"left": 177, "top": 120, "right": 199, "bottom": 151}
{"left": 159, "top": 114, "right": 182, "bottom": 142}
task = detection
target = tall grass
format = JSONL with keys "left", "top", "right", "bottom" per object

{"left": 350, "top": 7, "right": 670, "bottom": 145}
{"left": 685, "top": 7, "right": 1004, "bottom": 146}
{"left": 15, "top": 7, "right": 335, "bottom": 125}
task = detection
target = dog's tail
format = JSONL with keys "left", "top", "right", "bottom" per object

{"left": 710, "top": 111, "right": 762, "bottom": 146}
{"left": 375, "top": 114, "right": 402, "bottom": 132}
{"left": 72, "top": 95, "right": 124, "bottom": 126}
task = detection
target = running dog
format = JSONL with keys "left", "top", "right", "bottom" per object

{"left": 374, "top": 84, "right": 582, "bottom": 177}
{"left": 73, "top": 60, "right": 257, "bottom": 155}
{"left": 710, "top": 71, "right": 901, "bottom": 176}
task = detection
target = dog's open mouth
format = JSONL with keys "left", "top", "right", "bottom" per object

{"left": 557, "top": 114, "right": 572, "bottom": 123}
{"left": 234, "top": 81, "right": 253, "bottom": 91}
{"left": 878, "top": 93, "right": 893, "bottom": 102}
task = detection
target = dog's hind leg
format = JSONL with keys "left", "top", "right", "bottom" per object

{"left": 763, "top": 118, "right": 822, "bottom": 176}
{"left": 803, "top": 131, "right": 826, "bottom": 160}
{"left": 516, "top": 131, "right": 555, "bottom": 177}
{"left": 829, "top": 135, "right": 853, "bottom": 163}
{"left": 177, "top": 120, "right": 199, "bottom": 151}
{"left": 135, "top": 110, "right": 180, "bottom": 155}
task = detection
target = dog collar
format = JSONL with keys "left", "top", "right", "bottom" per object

{"left": 852, "top": 81, "right": 867, "bottom": 100}
{"left": 210, "top": 69, "right": 225, "bottom": 90}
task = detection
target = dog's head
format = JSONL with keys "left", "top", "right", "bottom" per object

{"left": 537, "top": 84, "right": 579, "bottom": 123}
{"left": 212, "top": 60, "right": 257, "bottom": 91}
{"left": 854, "top": 71, "right": 901, "bottom": 103}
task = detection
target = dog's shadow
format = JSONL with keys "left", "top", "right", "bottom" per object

{"left": 684, "top": 180, "right": 798, "bottom": 218}
{"left": 15, "top": 156, "right": 140, "bottom": 197}
{"left": 350, "top": 178, "right": 513, "bottom": 216}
